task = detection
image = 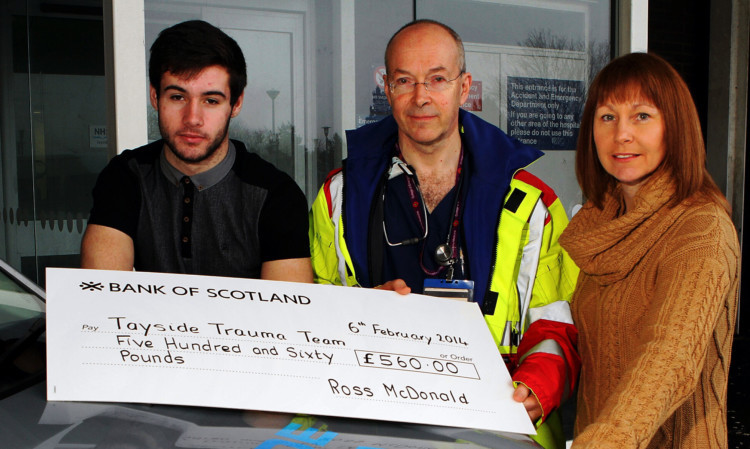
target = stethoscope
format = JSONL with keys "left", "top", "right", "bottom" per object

{"left": 381, "top": 148, "right": 465, "bottom": 280}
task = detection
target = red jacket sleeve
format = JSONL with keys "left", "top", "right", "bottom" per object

{"left": 511, "top": 319, "right": 580, "bottom": 421}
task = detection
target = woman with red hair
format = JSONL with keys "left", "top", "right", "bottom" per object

{"left": 560, "top": 52, "right": 740, "bottom": 448}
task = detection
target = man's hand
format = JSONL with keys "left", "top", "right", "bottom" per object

{"left": 261, "top": 258, "right": 314, "bottom": 283}
{"left": 375, "top": 279, "right": 411, "bottom": 295}
{"left": 513, "top": 383, "right": 543, "bottom": 422}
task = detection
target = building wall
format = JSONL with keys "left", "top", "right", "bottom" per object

{"left": 649, "top": 0, "right": 711, "bottom": 139}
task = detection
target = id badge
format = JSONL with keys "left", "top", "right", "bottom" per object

{"left": 423, "top": 279, "right": 475, "bottom": 302}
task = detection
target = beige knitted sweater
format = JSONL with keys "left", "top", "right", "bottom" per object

{"left": 559, "top": 173, "right": 740, "bottom": 449}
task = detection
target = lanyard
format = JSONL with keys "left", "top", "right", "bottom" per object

{"left": 394, "top": 144, "right": 465, "bottom": 277}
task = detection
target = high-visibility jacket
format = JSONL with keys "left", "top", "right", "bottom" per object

{"left": 309, "top": 110, "right": 580, "bottom": 449}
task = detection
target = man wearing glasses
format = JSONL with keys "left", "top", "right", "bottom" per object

{"left": 309, "top": 20, "right": 578, "bottom": 449}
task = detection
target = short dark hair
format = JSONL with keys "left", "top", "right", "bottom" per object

{"left": 576, "top": 52, "right": 728, "bottom": 212}
{"left": 149, "top": 20, "right": 247, "bottom": 106}
{"left": 384, "top": 19, "right": 466, "bottom": 75}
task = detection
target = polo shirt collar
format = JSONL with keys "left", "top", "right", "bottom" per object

{"left": 160, "top": 140, "right": 236, "bottom": 190}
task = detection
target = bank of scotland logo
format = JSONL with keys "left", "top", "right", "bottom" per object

{"left": 79, "top": 281, "right": 103, "bottom": 291}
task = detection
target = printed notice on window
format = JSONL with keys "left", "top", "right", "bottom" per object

{"left": 45, "top": 268, "right": 535, "bottom": 435}
{"left": 507, "top": 76, "right": 584, "bottom": 150}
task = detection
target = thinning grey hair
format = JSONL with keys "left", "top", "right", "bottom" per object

{"left": 384, "top": 19, "right": 466, "bottom": 75}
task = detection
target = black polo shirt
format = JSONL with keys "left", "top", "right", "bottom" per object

{"left": 88, "top": 139, "right": 309, "bottom": 278}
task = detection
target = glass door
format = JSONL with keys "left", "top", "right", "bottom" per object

{"left": 0, "top": 0, "right": 107, "bottom": 286}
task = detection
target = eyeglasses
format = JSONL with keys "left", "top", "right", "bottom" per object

{"left": 388, "top": 72, "right": 464, "bottom": 95}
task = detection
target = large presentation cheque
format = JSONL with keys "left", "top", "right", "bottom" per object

{"left": 45, "top": 268, "right": 535, "bottom": 435}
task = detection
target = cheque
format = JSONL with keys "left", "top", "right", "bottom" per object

{"left": 45, "top": 268, "right": 535, "bottom": 435}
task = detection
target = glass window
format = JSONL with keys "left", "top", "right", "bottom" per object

{"left": 354, "top": 0, "right": 412, "bottom": 127}
{"left": 415, "top": 0, "right": 611, "bottom": 214}
{"left": 0, "top": 0, "right": 107, "bottom": 285}
{"left": 144, "top": 0, "right": 340, "bottom": 199}
{"left": 143, "top": 1, "right": 610, "bottom": 213}
{"left": 0, "top": 1, "right": 611, "bottom": 289}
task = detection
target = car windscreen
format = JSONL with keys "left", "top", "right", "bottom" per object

{"left": 0, "top": 261, "right": 46, "bottom": 399}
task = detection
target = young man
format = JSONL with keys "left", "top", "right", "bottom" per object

{"left": 82, "top": 20, "right": 312, "bottom": 282}
{"left": 309, "top": 20, "right": 579, "bottom": 448}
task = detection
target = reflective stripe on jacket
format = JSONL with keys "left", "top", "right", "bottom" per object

{"left": 310, "top": 169, "right": 578, "bottom": 354}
